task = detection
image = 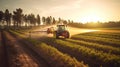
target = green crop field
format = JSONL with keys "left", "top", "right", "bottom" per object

{"left": 1, "top": 1, "right": 120, "bottom": 66}
{"left": 10, "top": 29, "right": 120, "bottom": 67}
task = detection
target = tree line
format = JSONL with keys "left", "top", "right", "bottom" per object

{"left": 1, "top": 8, "right": 119, "bottom": 29}
{"left": 68, "top": 21, "right": 120, "bottom": 28}
{"left": 0, "top": 8, "right": 73, "bottom": 29}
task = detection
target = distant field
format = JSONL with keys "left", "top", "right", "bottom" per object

{"left": 94, "top": 27, "right": 120, "bottom": 30}
{"left": 10, "top": 27, "right": 120, "bottom": 67}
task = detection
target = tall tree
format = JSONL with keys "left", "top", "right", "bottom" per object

{"left": 32, "top": 14, "right": 36, "bottom": 26}
{"left": 12, "top": 13, "right": 16, "bottom": 28}
{"left": 13, "top": 8, "right": 23, "bottom": 27}
{"left": 28, "top": 14, "right": 36, "bottom": 26}
{"left": 49, "top": 16, "right": 52, "bottom": 24}
{"left": 23, "top": 14, "right": 28, "bottom": 27}
{"left": 0, "top": 11, "right": 4, "bottom": 25}
{"left": 68, "top": 20, "right": 70, "bottom": 23}
{"left": 36, "top": 14, "right": 41, "bottom": 26}
{"left": 52, "top": 17, "right": 56, "bottom": 24}
{"left": 27, "top": 14, "right": 31, "bottom": 26}
{"left": 63, "top": 20, "right": 67, "bottom": 24}
{"left": 4, "top": 9, "right": 12, "bottom": 27}
{"left": 46, "top": 16, "right": 51, "bottom": 25}
{"left": 71, "top": 20, "right": 74, "bottom": 23}
{"left": 42, "top": 16, "right": 46, "bottom": 25}
{"left": 58, "top": 17, "right": 61, "bottom": 23}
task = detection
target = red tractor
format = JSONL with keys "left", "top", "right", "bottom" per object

{"left": 54, "top": 25, "right": 70, "bottom": 38}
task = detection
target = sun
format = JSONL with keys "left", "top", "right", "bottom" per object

{"left": 81, "top": 14, "right": 102, "bottom": 23}
{"left": 79, "top": 9, "right": 103, "bottom": 23}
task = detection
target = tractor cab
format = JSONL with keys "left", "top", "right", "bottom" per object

{"left": 57, "top": 25, "right": 67, "bottom": 31}
{"left": 54, "top": 25, "right": 70, "bottom": 38}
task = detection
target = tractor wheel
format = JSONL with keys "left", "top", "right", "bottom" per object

{"left": 65, "top": 32, "right": 70, "bottom": 38}
{"left": 54, "top": 31, "right": 59, "bottom": 39}
{"left": 56, "top": 33, "right": 59, "bottom": 39}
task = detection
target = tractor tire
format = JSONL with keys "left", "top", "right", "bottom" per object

{"left": 65, "top": 32, "right": 70, "bottom": 38}
{"left": 56, "top": 33, "right": 59, "bottom": 39}
{"left": 54, "top": 31, "right": 59, "bottom": 39}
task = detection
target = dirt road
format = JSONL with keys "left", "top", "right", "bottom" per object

{"left": 0, "top": 30, "right": 51, "bottom": 67}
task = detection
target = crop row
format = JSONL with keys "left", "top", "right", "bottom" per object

{"left": 10, "top": 30, "right": 87, "bottom": 67}
{"left": 72, "top": 35, "right": 120, "bottom": 47}
{"left": 81, "top": 32, "right": 120, "bottom": 36}
{"left": 79, "top": 32, "right": 120, "bottom": 39}
{"left": 41, "top": 37, "right": 120, "bottom": 67}
{"left": 65, "top": 39, "right": 120, "bottom": 55}
{"left": 10, "top": 30, "right": 120, "bottom": 67}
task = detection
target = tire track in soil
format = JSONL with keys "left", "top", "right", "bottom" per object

{"left": 0, "top": 31, "right": 5, "bottom": 67}
{"left": 4, "top": 31, "right": 50, "bottom": 67}
{"left": 1, "top": 30, "right": 9, "bottom": 67}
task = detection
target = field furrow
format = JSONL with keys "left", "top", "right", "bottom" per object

{"left": 10, "top": 30, "right": 87, "bottom": 67}
{"left": 40, "top": 37, "right": 120, "bottom": 67}
{"left": 78, "top": 32, "right": 120, "bottom": 39}
{"left": 9, "top": 29, "right": 120, "bottom": 67}
{"left": 72, "top": 35, "right": 120, "bottom": 47}
{"left": 64, "top": 39, "right": 120, "bottom": 55}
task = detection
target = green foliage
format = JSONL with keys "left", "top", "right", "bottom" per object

{"left": 0, "top": 11, "right": 4, "bottom": 22}
{"left": 42, "top": 17, "right": 46, "bottom": 24}
{"left": 36, "top": 14, "right": 41, "bottom": 25}
{"left": 46, "top": 16, "right": 51, "bottom": 25}
{"left": 27, "top": 14, "right": 37, "bottom": 26}
{"left": 4, "top": 9, "right": 12, "bottom": 27}
{"left": 13, "top": 8, "right": 23, "bottom": 27}
{"left": 52, "top": 17, "right": 56, "bottom": 24}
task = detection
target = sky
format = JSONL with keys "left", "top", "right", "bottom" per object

{"left": 0, "top": 0, "right": 120, "bottom": 23}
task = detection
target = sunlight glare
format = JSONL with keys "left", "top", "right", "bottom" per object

{"left": 81, "top": 14, "right": 102, "bottom": 23}
{"left": 80, "top": 9, "right": 103, "bottom": 23}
